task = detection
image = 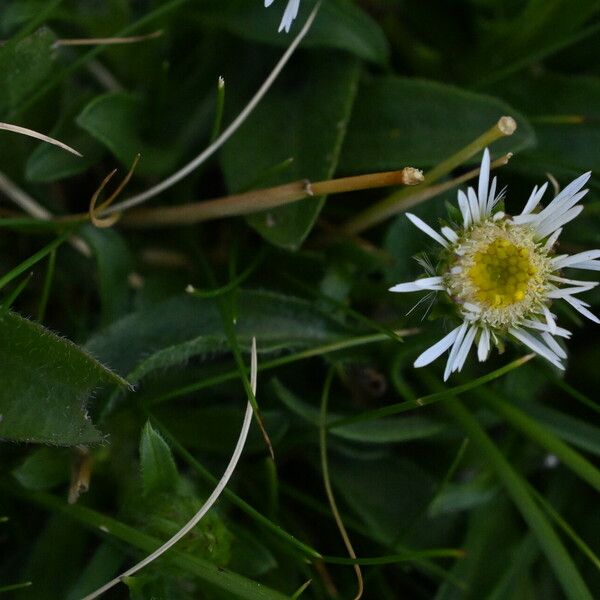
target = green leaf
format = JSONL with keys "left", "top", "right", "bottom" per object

{"left": 0, "top": 311, "right": 126, "bottom": 445}
{"left": 197, "top": 0, "right": 389, "bottom": 64}
{"left": 139, "top": 422, "right": 179, "bottom": 496}
{"left": 221, "top": 51, "right": 361, "bottom": 249}
{"left": 76, "top": 93, "right": 180, "bottom": 177}
{"left": 85, "top": 290, "right": 352, "bottom": 381}
{"left": 0, "top": 27, "right": 58, "bottom": 116}
{"left": 339, "top": 76, "right": 535, "bottom": 173}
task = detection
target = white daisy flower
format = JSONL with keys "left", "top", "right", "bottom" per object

{"left": 264, "top": 0, "right": 301, "bottom": 33}
{"left": 390, "top": 149, "right": 599, "bottom": 380}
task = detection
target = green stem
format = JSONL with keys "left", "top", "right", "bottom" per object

{"left": 37, "top": 248, "right": 56, "bottom": 322}
{"left": 446, "top": 400, "right": 593, "bottom": 600}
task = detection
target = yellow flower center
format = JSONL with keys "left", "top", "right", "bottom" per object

{"left": 467, "top": 238, "right": 537, "bottom": 307}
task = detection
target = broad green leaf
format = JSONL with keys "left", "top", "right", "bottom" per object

{"left": 0, "top": 311, "right": 126, "bottom": 445}
{"left": 139, "top": 421, "right": 179, "bottom": 496}
{"left": 221, "top": 51, "right": 361, "bottom": 249}
{"left": 85, "top": 290, "right": 352, "bottom": 380}
{"left": 196, "top": 0, "right": 389, "bottom": 64}
{"left": 0, "top": 27, "right": 58, "bottom": 116}
{"left": 76, "top": 92, "right": 180, "bottom": 177}
{"left": 339, "top": 76, "right": 535, "bottom": 173}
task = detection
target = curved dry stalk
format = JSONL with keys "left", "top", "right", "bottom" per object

{"left": 88, "top": 155, "right": 141, "bottom": 228}
{"left": 103, "top": 2, "right": 322, "bottom": 216}
{"left": 81, "top": 338, "right": 258, "bottom": 600}
{"left": 319, "top": 368, "right": 364, "bottom": 600}
{"left": 0, "top": 122, "right": 82, "bottom": 157}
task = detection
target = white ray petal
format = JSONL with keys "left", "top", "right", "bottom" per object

{"left": 568, "top": 260, "right": 600, "bottom": 271}
{"left": 406, "top": 213, "right": 449, "bottom": 248}
{"left": 509, "top": 328, "right": 563, "bottom": 369}
{"left": 521, "top": 182, "right": 548, "bottom": 215}
{"left": 414, "top": 325, "right": 462, "bottom": 368}
{"left": 542, "top": 171, "right": 591, "bottom": 215}
{"left": 563, "top": 295, "right": 600, "bottom": 324}
{"left": 541, "top": 304, "right": 557, "bottom": 335}
{"left": 478, "top": 149, "right": 490, "bottom": 215}
{"left": 521, "top": 319, "right": 571, "bottom": 338}
{"left": 443, "top": 321, "right": 469, "bottom": 381}
{"left": 467, "top": 187, "right": 480, "bottom": 222}
{"left": 546, "top": 286, "right": 595, "bottom": 299}
{"left": 453, "top": 324, "right": 478, "bottom": 373}
{"left": 441, "top": 226, "right": 458, "bottom": 242}
{"left": 549, "top": 275, "right": 598, "bottom": 288}
{"left": 415, "top": 276, "right": 445, "bottom": 290}
{"left": 536, "top": 189, "right": 588, "bottom": 225}
{"left": 544, "top": 227, "right": 562, "bottom": 250}
{"left": 487, "top": 176, "right": 498, "bottom": 213}
{"left": 477, "top": 327, "right": 491, "bottom": 362}
{"left": 535, "top": 205, "right": 584, "bottom": 239}
{"left": 389, "top": 281, "right": 425, "bottom": 293}
{"left": 279, "top": 0, "right": 301, "bottom": 32}
{"left": 457, "top": 190, "right": 471, "bottom": 227}
{"left": 552, "top": 250, "right": 600, "bottom": 269}
{"left": 541, "top": 332, "right": 567, "bottom": 359}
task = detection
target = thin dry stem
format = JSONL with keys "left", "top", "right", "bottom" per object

{"left": 120, "top": 167, "right": 422, "bottom": 228}
{"left": 53, "top": 30, "right": 163, "bottom": 47}
{"left": 320, "top": 369, "right": 364, "bottom": 600}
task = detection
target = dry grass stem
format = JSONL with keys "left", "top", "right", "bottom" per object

{"left": 120, "top": 167, "right": 423, "bottom": 228}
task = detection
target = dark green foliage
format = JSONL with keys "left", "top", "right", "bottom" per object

{"left": 1, "top": 1, "right": 599, "bottom": 599}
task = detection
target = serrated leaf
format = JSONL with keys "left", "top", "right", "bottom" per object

{"left": 0, "top": 311, "right": 127, "bottom": 445}
{"left": 197, "top": 0, "right": 389, "bottom": 64}
{"left": 221, "top": 51, "right": 361, "bottom": 249}
{"left": 85, "top": 290, "right": 352, "bottom": 381}
{"left": 339, "top": 76, "right": 535, "bottom": 172}
{"left": 139, "top": 421, "right": 179, "bottom": 496}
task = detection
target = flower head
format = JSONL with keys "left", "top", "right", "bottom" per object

{"left": 390, "top": 149, "right": 599, "bottom": 379}
{"left": 264, "top": 0, "right": 301, "bottom": 33}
